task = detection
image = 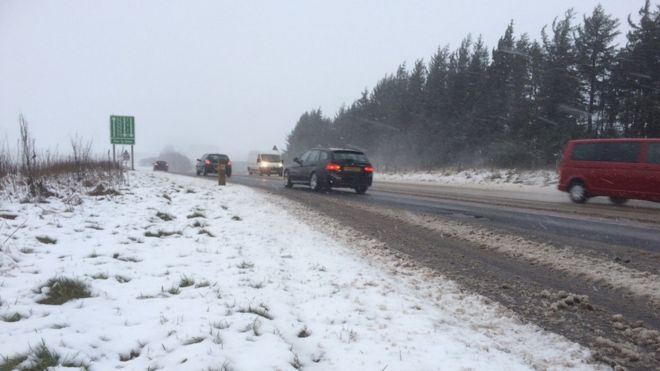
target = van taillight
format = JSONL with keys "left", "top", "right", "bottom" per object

{"left": 325, "top": 163, "right": 341, "bottom": 172}
{"left": 364, "top": 165, "right": 374, "bottom": 173}
{"left": 204, "top": 159, "right": 211, "bottom": 165}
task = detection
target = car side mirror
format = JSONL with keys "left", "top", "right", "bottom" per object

{"left": 293, "top": 157, "right": 301, "bottom": 165}
{"left": 196, "top": 159, "right": 200, "bottom": 162}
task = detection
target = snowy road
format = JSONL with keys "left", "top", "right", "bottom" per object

{"left": 206, "top": 172, "right": 660, "bottom": 370}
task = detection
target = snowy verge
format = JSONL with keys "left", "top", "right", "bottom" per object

{"left": 0, "top": 170, "right": 602, "bottom": 370}
{"left": 376, "top": 168, "right": 558, "bottom": 190}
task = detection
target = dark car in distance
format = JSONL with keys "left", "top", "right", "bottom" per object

{"left": 284, "top": 148, "right": 374, "bottom": 194}
{"left": 196, "top": 153, "right": 232, "bottom": 177}
{"left": 153, "top": 160, "right": 169, "bottom": 171}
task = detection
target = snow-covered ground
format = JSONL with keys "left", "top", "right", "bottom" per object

{"left": 0, "top": 171, "right": 603, "bottom": 370}
{"left": 376, "top": 168, "right": 558, "bottom": 190}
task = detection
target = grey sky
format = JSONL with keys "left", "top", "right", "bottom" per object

{"left": 0, "top": 0, "right": 649, "bottom": 160}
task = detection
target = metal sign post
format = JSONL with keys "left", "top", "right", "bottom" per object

{"left": 110, "top": 115, "right": 135, "bottom": 170}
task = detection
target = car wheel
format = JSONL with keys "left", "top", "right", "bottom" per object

{"left": 609, "top": 197, "right": 628, "bottom": 205}
{"left": 196, "top": 169, "right": 201, "bottom": 176}
{"left": 309, "top": 172, "right": 322, "bottom": 192}
{"left": 283, "top": 171, "right": 293, "bottom": 188}
{"left": 355, "top": 186, "right": 368, "bottom": 194}
{"left": 568, "top": 181, "right": 588, "bottom": 204}
{"left": 203, "top": 169, "right": 208, "bottom": 176}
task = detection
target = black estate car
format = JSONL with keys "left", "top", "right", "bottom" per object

{"left": 196, "top": 153, "right": 232, "bottom": 177}
{"left": 153, "top": 160, "right": 169, "bottom": 171}
{"left": 283, "top": 148, "right": 374, "bottom": 194}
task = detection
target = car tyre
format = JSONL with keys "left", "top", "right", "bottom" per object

{"left": 568, "top": 181, "right": 588, "bottom": 204}
{"left": 196, "top": 169, "right": 201, "bottom": 176}
{"left": 283, "top": 171, "right": 293, "bottom": 188}
{"left": 309, "top": 172, "right": 322, "bottom": 192}
{"left": 203, "top": 169, "right": 208, "bottom": 176}
{"left": 609, "top": 197, "right": 628, "bottom": 205}
{"left": 355, "top": 186, "right": 368, "bottom": 194}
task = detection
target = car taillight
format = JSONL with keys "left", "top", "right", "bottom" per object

{"left": 227, "top": 160, "right": 232, "bottom": 166}
{"left": 325, "top": 163, "right": 341, "bottom": 172}
{"left": 204, "top": 159, "right": 211, "bottom": 165}
{"left": 364, "top": 165, "right": 374, "bottom": 173}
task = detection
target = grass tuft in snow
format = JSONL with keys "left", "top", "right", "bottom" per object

{"left": 1, "top": 312, "right": 24, "bottom": 322}
{"left": 37, "top": 277, "right": 91, "bottom": 305}
{"left": 231, "top": 216, "right": 241, "bottom": 221}
{"left": 167, "top": 286, "right": 181, "bottom": 295}
{"left": 297, "top": 326, "right": 311, "bottom": 338}
{"left": 179, "top": 276, "right": 195, "bottom": 288}
{"left": 144, "top": 230, "right": 181, "bottom": 238}
{"left": 119, "top": 348, "right": 141, "bottom": 362}
{"left": 182, "top": 336, "right": 205, "bottom": 346}
{"left": 156, "top": 211, "right": 174, "bottom": 221}
{"left": 187, "top": 211, "right": 205, "bottom": 219}
{"left": 0, "top": 341, "right": 89, "bottom": 370}
{"left": 237, "top": 304, "right": 272, "bottom": 320}
{"left": 35, "top": 236, "right": 57, "bottom": 244}
{"left": 91, "top": 273, "right": 108, "bottom": 280}
{"left": 88, "top": 184, "right": 120, "bottom": 197}
{"left": 211, "top": 320, "right": 230, "bottom": 330}
{"left": 112, "top": 254, "right": 141, "bottom": 263}
{"left": 0, "top": 213, "right": 18, "bottom": 220}
{"left": 198, "top": 229, "right": 215, "bottom": 237}
{"left": 115, "top": 275, "right": 131, "bottom": 283}
{"left": 236, "top": 261, "right": 254, "bottom": 270}
{"left": 0, "top": 353, "right": 28, "bottom": 371}
{"left": 19, "top": 248, "right": 34, "bottom": 254}
{"left": 290, "top": 354, "right": 303, "bottom": 370}
{"left": 195, "top": 280, "right": 210, "bottom": 288}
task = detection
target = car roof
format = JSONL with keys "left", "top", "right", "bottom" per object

{"left": 311, "top": 147, "right": 365, "bottom": 153}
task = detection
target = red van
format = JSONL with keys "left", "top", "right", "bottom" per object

{"left": 558, "top": 138, "right": 660, "bottom": 204}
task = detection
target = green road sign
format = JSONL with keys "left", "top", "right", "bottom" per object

{"left": 110, "top": 115, "right": 135, "bottom": 145}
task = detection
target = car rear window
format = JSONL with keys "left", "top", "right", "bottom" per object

{"left": 332, "top": 151, "right": 369, "bottom": 163}
{"left": 571, "top": 142, "right": 640, "bottom": 163}
{"left": 648, "top": 143, "right": 660, "bottom": 164}
{"left": 260, "top": 154, "right": 281, "bottom": 162}
{"left": 208, "top": 154, "right": 228, "bottom": 161}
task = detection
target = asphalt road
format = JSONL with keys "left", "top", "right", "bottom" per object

{"left": 190, "top": 171, "right": 660, "bottom": 370}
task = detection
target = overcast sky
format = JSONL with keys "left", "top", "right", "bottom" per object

{"left": 0, "top": 0, "right": 651, "bottom": 160}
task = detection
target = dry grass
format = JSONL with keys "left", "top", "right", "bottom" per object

{"left": 37, "top": 277, "right": 91, "bottom": 305}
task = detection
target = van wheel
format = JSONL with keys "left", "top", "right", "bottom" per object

{"left": 309, "top": 172, "right": 322, "bottom": 192}
{"left": 568, "top": 181, "right": 588, "bottom": 204}
{"left": 196, "top": 170, "right": 201, "bottom": 176}
{"left": 609, "top": 197, "right": 628, "bottom": 205}
{"left": 283, "top": 171, "right": 293, "bottom": 188}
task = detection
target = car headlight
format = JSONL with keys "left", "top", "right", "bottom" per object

{"left": 260, "top": 162, "right": 269, "bottom": 167}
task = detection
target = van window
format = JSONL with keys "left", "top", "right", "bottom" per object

{"left": 648, "top": 143, "right": 660, "bottom": 164}
{"left": 602, "top": 142, "right": 640, "bottom": 163}
{"left": 571, "top": 143, "right": 602, "bottom": 161}
{"left": 571, "top": 142, "right": 640, "bottom": 163}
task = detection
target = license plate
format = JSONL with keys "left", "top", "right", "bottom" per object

{"left": 343, "top": 166, "right": 361, "bottom": 172}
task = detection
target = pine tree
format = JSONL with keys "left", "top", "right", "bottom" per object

{"left": 575, "top": 5, "right": 620, "bottom": 136}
